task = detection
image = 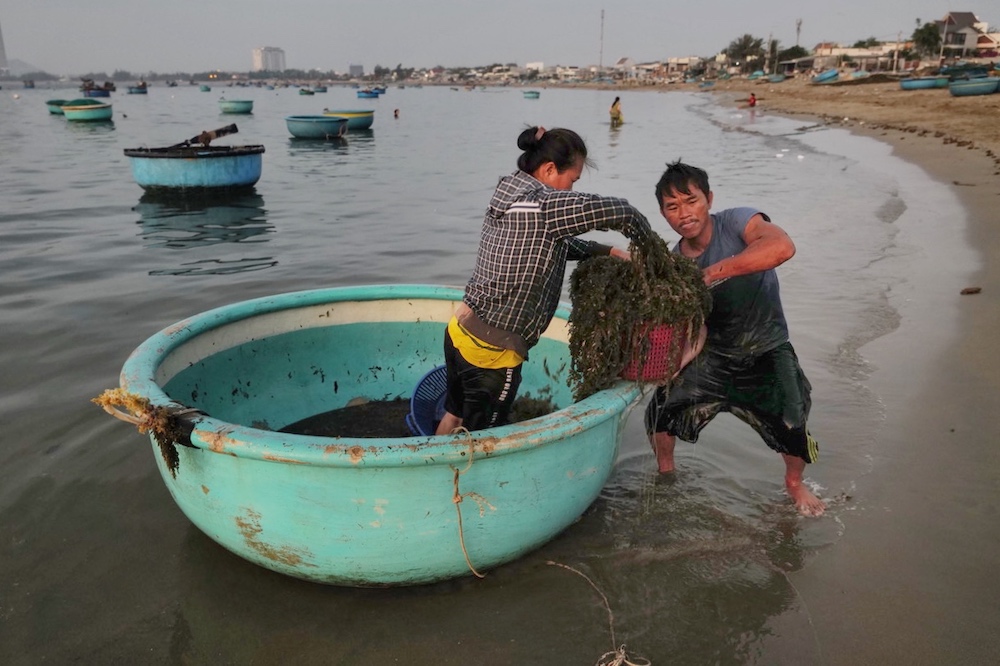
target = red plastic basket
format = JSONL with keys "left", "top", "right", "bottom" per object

{"left": 620, "top": 322, "right": 689, "bottom": 382}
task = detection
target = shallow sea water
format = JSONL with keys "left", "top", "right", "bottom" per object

{"left": 0, "top": 83, "right": 972, "bottom": 663}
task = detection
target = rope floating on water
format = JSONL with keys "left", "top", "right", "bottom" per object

{"left": 547, "top": 561, "right": 651, "bottom": 666}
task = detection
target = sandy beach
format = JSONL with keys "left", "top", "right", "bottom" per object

{"left": 708, "top": 75, "right": 1000, "bottom": 663}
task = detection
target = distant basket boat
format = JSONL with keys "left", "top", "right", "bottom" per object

{"left": 46, "top": 99, "right": 69, "bottom": 114}
{"left": 62, "top": 100, "right": 113, "bottom": 122}
{"left": 285, "top": 115, "right": 348, "bottom": 139}
{"left": 321, "top": 109, "right": 375, "bottom": 130}
{"left": 199, "top": 84, "right": 211, "bottom": 92}
{"left": 767, "top": 73, "right": 786, "bottom": 83}
{"left": 899, "top": 76, "right": 949, "bottom": 90}
{"left": 299, "top": 88, "right": 315, "bottom": 95}
{"left": 948, "top": 77, "right": 1000, "bottom": 97}
{"left": 523, "top": 90, "right": 541, "bottom": 99}
{"left": 357, "top": 89, "right": 379, "bottom": 98}
{"left": 219, "top": 99, "right": 254, "bottom": 114}
{"left": 127, "top": 83, "right": 148, "bottom": 94}
{"left": 811, "top": 69, "right": 839, "bottom": 84}
{"left": 124, "top": 127, "right": 264, "bottom": 191}
{"left": 313, "top": 85, "right": 328, "bottom": 93}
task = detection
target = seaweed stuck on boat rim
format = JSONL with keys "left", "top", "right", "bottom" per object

{"left": 93, "top": 388, "right": 197, "bottom": 477}
{"left": 568, "top": 234, "right": 711, "bottom": 400}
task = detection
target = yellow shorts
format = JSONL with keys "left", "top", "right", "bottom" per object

{"left": 447, "top": 317, "right": 524, "bottom": 369}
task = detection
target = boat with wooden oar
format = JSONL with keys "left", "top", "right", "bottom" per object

{"left": 95, "top": 284, "right": 642, "bottom": 586}
{"left": 123, "top": 124, "right": 264, "bottom": 192}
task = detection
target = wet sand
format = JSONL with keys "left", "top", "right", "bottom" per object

{"left": 715, "top": 76, "right": 1000, "bottom": 664}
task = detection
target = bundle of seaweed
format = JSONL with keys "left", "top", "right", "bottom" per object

{"left": 568, "top": 234, "right": 711, "bottom": 400}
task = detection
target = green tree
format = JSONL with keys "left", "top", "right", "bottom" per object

{"left": 777, "top": 45, "right": 809, "bottom": 62}
{"left": 912, "top": 22, "right": 941, "bottom": 57}
{"left": 852, "top": 36, "right": 881, "bottom": 48}
{"left": 725, "top": 34, "right": 765, "bottom": 73}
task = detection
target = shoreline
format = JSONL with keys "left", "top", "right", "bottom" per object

{"left": 710, "top": 81, "right": 1000, "bottom": 662}
{"left": 562, "top": 73, "right": 1000, "bottom": 661}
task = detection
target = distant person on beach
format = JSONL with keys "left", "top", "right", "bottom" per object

{"left": 610, "top": 96, "right": 624, "bottom": 127}
{"left": 645, "top": 160, "right": 826, "bottom": 517}
{"left": 436, "top": 126, "right": 652, "bottom": 434}
{"left": 746, "top": 93, "right": 757, "bottom": 108}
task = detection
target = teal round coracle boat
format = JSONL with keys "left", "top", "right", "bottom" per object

{"left": 321, "top": 108, "right": 375, "bottom": 130}
{"left": 900, "top": 76, "right": 949, "bottom": 90}
{"left": 104, "top": 285, "right": 640, "bottom": 586}
{"left": 219, "top": 99, "right": 254, "bottom": 114}
{"left": 123, "top": 144, "right": 265, "bottom": 191}
{"left": 811, "top": 69, "right": 839, "bottom": 84}
{"left": 285, "top": 115, "right": 349, "bottom": 139}
{"left": 62, "top": 100, "right": 113, "bottom": 121}
{"left": 948, "top": 77, "right": 1000, "bottom": 97}
{"left": 46, "top": 99, "right": 68, "bottom": 114}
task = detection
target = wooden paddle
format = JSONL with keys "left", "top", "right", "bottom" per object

{"left": 170, "top": 123, "right": 239, "bottom": 148}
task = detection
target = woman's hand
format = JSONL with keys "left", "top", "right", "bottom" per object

{"left": 609, "top": 247, "right": 631, "bottom": 261}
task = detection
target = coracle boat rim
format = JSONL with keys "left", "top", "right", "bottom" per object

{"left": 123, "top": 145, "right": 266, "bottom": 158}
{"left": 119, "top": 284, "right": 640, "bottom": 468}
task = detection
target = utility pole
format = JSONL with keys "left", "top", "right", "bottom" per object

{"left": 796, "top": 19, "right": 802, "bottom": 47}
{"left": 765, "top": 32, "right": 772, "bottom": 74}
{"left": 893, "top": 30, "right": 901, "bottom": 72}
{"left": 938, "top": 12, "right": 948, "bottom": 65}
{"left": 599, "top": 9, "right": 605, "bottom": 72}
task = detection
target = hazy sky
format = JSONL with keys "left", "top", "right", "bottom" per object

{"left": 2, "top": 1, "right": 984, "bottom": 75}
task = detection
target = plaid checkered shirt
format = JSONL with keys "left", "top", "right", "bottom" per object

{"left": 463, "top": 170, "right": 652, "bottom": 356}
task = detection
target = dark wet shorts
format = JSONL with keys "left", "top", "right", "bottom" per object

{"left": 644, "top": 342, "right": 819, "bottom": 463}
{"left": 442, "top": 329, "right": 522, "bottom": 432}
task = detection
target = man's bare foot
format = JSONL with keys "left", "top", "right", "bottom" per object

{"left": 787, "top": 482, "right": 826, "bottom": 517}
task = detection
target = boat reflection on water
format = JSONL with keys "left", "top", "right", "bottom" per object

{"left": 133, "top": 189, "right": 277, "bottom": 276}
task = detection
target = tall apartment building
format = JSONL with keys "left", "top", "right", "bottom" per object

{"left": 0, "top": 20, "right": 9, "bottom": 75}
{"left": 252, "top": 47, "right": 286, "bottom": 72}
{"left": 349, "top": 64, "right": 364, "bottom": 78}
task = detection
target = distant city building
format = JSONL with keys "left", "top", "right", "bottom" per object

{"left": 252, "top": 47, "right": 286, "bottom": 72}
{"left": 525, "top": 61, "right": 544, "bottom": 71}
{"left": 0, "top": 20, "right": 8, "bottom": 75}
{"left": 349, "top": 64, "right": 364, "bottom": 78}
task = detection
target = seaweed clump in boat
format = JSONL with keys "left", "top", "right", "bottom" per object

{"left": 568, "top": 234, "right": 711, "bottom": 401}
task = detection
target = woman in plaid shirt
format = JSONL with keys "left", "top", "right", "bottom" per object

{"left": 436, "top": 126, "right": 654, "bottom": 434}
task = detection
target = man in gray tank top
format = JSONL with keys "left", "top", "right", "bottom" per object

{"left": 644, "top": 161, "right": 826, "bottom": 517}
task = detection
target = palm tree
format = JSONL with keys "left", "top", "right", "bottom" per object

{"left": 726, "top": 34, "right": 766, "bottom": 74}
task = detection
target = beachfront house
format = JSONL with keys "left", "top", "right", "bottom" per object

{"left": 612, "top": 57, "right": 637, "bottom": 80}
{"left": 937, "top": 12, "right": 992, "bottom": 58}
